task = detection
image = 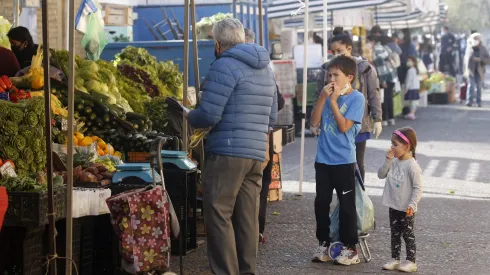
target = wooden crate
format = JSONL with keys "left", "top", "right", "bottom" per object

{"left": 268, "top": 188, "right": 283, "bottom": 202}
{"left": 104, "top": 4, "right": 133, "bottom": 26}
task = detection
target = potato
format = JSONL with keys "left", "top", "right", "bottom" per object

{"left": 101, "top": 172, "right": 113, "bottom": 180}
{"left": 101, "top": 179, "right": 111, "bottom": 186}
{"left": 80, "top": 172, "right": 97, "bottom": 182}
{"left": 96, "top": 174, "right": 104, "bottom": 181}
{"left": 85, "top": 167, "right": 99, "bottom": 175}
{"left": 97, "top": 166, "right": 108, "bottom": 173}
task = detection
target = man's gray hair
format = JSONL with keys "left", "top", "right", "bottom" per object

{"left": 212, "top": 18, "right": 245, "bottom": 49}
{"left": 244, "top": 28, "right": 255, "bottom": 43}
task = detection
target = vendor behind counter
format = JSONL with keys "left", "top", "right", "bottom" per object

{"left": 7, "top": 26, "right": 37, "bottom": 69}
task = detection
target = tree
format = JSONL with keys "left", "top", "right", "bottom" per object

{"left": 443, "top": 0, "right": 490, "bottom": 32}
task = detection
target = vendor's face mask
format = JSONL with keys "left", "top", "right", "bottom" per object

{"left": 9, "top": 40, "right": 26, "bottom": 52}
{"left": 407, "top": 61, "right": 414, "bottom": 67}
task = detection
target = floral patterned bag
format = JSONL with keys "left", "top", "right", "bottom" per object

{"left": 269, "top": 153, "right": 282, "bottom": 189}
{"left": 106, "top": 185, "right": 171, "bottom": 274}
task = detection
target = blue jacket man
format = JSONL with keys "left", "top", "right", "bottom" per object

{"left": 187, "top": 18, "right": 277, "bottom": 275}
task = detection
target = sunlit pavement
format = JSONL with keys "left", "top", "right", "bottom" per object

{"left": 170, "top": 87, "right": 490, "bottom": 275}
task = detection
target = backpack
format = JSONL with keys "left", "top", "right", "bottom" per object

{"left": 385, "top": 45, "right": 401, "bottom": 69}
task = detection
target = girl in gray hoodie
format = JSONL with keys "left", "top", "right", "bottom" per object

{"left": 378, "top": 127, "right": 422, "bottom": 273}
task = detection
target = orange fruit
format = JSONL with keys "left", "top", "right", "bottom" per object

{"left": 91, "top": 136, "right": 100, "bottom": 142}
{"left": 97, "top": 148, "right": 105, "bottom": 156}
{"left": 97, "top": 139, "right": 107, "bottom": 150}
{"left": 74, "top": 132, "right": 84, "bottom": 141}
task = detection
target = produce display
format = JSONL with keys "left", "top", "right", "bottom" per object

{"left": 0, "top": 173, "right": 63, "bottom": 192}
{"left": 0, "top": 97, "right": 46, "bottom": 176}
{"left": 196, "top": 13, "right": 233, "bottom": 39}
{"left": 115, "top": 46, "right": 183, "bottom": 100}
{"left": 72, "top": 163, "right": 113, "bottom": 186}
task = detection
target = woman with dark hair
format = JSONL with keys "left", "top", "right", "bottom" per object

{"left": 313, "top": 26, "right": 382, "bottom": 182}
{"left": 7, "top": 26, "right": 38, "bottom": 69}
{"left": 397, "top": 28, "right": 417, "bottom": 85}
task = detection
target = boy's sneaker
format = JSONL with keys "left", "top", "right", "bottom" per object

{"left": 398, "top": 261, "right": 418, "bottom": 273}
{"left": 382, "top": 259, "right": 401, "bottom": 270}
{"left": 312, "top": 242, "right": 332, "bottom": 262}
{"left": 334, "top": 247, "right": 360, "bottom": 266}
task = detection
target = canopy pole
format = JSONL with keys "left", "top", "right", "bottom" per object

{"left": 41, "top": 0, "right": 57, "bottom": 274}
{"left": 65, "top": 0, "right": 75, "bottom": 273}
{"left": 258, "top": 0, "right": 264, "bottom": 46}
{"left": 299, "top": 0, "right": 309, "bottom": 196}
{"left": 323, "top": 0, "right": 328, "bottom": 63}
{"left": 183, "top": 0, "right": 190, "bottom": 152}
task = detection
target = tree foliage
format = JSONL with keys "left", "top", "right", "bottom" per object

{"left": 443, "top": 0, "right": 490, "bottom": 32}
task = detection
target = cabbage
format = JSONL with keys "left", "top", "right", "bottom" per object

{"left": 85, "top": 79, "right": 102, "bottom": 92}
{"left": 0, "top": 16, "right": 12, "bottom": 49}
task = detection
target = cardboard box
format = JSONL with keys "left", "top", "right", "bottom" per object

{"left": 268, "top": 188, "right": 283, "bottom": 202}
{"left": 272, "top": 128, "right": 283, "bottom": 154}
{"left": 104, "top": 4, "right": 133, "bottom": 26}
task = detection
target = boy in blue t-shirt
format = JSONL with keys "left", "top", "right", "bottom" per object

{"left": 309, "top": 55, "right": 365, "bottom": 266}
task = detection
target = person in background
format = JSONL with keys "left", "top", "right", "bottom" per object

{"left": 7, "top": 26, "right": 37, "bottom": 69}
{"left": 0, "top": 46, "right": 20, "bottom": 77}
{"left": 397, "top": 28, "right": 418, "bottom": 86}
{"left": 187, "top": 19, "right": 277, "bottom": 275}
{"left": 403, "top": 56, "right": 420, "bottom": 120}
{"left": 419, "top": 36, "right": 434, "bottom": 72}
{"left": 244, "top": 28, "right": 285, "bottom": 244}
{"left": 439, "top": 26, "right": 457, "bottom": 77}
{"left": 314, "top": 27, "right": 382, "bottom": 182}
{"left": 310, "top": 55, "right": 365, "bottom": 266}
{"left": 368, "top": 35, "right": 397, "bottom": 126}
{"left": 464, "top": 33, "right": 490, "bottom": 107}
{"left": 378, "top": 127, "right": 422, "bottom": 273}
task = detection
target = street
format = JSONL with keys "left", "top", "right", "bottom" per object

{"left": 172, "top": 88, "right": 490, "bottom": 275}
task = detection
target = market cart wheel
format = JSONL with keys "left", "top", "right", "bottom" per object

{"left": 359, "top": 233, "right": 372, "bottom": 263}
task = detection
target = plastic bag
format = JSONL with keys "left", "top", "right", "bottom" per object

{"left": 81, "top": 11, "right": 108, "bottom": 61}
{"left": 329, "top": 170, "right": 375, "bottom": 242}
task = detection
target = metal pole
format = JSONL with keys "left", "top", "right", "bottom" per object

{"left": 323, "top": 0, "right": 328, "bottom": 63}
{"left": 13, "top": 0, "right": 19, "bottom": 27}
{"left": 65, "top": 0, "right": 75, "bottom": 273}
{"left": 41, "top": 0, "right": 57, "bottom": 274}
{"left": 299, "top": 0, "right": 309, "bottom": 196}
{"left": 183, "top": 0, "right": 189, "bottom": 152}
{"left": 190, "top": 0, "right": 205, "bottom": 174}
{"left": 258, "top": 0, "right": 264, "bottom": 46}
{"left": 191, "top": 0, "right": 200, "bottom": 99}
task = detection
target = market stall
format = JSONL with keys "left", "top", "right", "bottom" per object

{"left": 0, "top": 0, "right": 203, "bottom": 273}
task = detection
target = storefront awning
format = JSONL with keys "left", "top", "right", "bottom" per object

{"left": 267, "top": 0, "right": 392, "bottom": 19}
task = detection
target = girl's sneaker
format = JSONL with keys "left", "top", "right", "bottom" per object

{"left": 389, "top": 119, "right": 396, "bottom": 125}
{"left": 382, "top": 259, "right": 401, "bottom": 270}
{"left": 382, "top": 121, "right": 388, "bottom": 127}
{"left": 398, "top": 261, "right": 418, "bottom": 273}
{"left": 404, "top": 114, "right": 416, "bottom": 120}
{"left": 259, "top": 233, "right": 267, "bottom": 244}
{"left": 334, "top": 247, "right": 360, "bottom": 266}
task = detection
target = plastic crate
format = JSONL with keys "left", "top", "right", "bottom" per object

{"left": 0, "top": 226, "right": 46, "bottom": 275}
{"left": 125, "top": 152, "right": 150, "bottom": 163}
{"left": 4, "top": 186, "right": 66, "bottom": 227}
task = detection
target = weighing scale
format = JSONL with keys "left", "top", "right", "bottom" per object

{"left": 112, "top": 150, "right": 196, "bottom": 185}
{"left": 161, "top": 150, "right": 197, "bottom": 171}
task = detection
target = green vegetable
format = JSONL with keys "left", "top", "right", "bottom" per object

{"left": 24, "top": 112, "right": 39, "bottom": 126}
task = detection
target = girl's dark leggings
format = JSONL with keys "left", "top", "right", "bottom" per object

{"left": 389, "top": 208, "right": 416, "bottom": 262}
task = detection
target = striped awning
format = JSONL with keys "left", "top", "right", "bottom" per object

{"left": 282, "top": 1, "right": 447, "bottom": 29}
{"left": 267, "top": 0, "right": 392, "bottom": 19}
